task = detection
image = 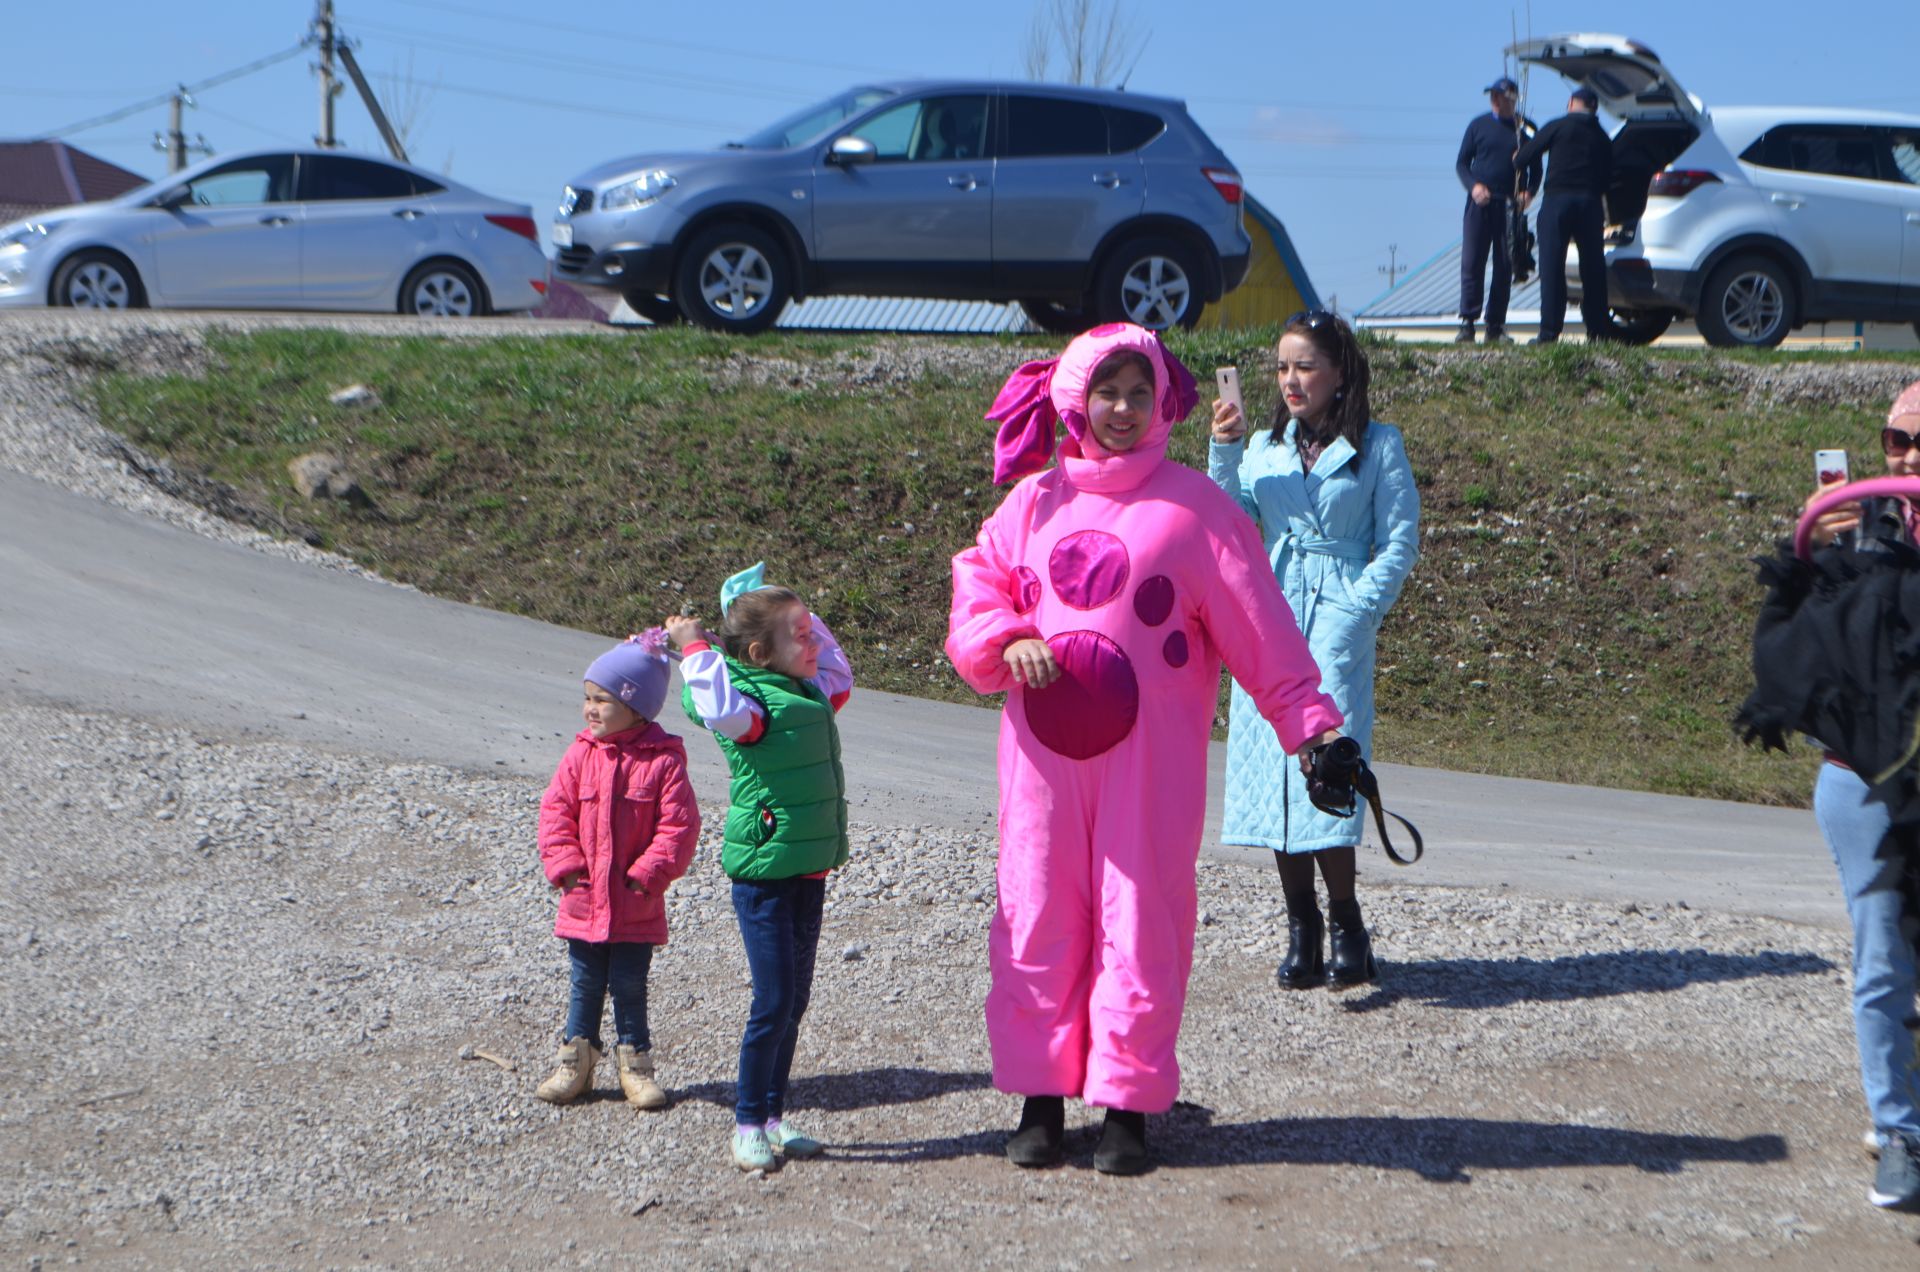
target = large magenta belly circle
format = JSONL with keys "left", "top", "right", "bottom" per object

{"left": 1021, "top": 629, "right": 1138, "bottom": 760}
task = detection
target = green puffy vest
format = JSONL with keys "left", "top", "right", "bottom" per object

{"left": 683, "top": 657, "right": 848, "bottom": 880}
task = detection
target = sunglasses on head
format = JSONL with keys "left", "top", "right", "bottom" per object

{"left": 1883, "top": 427, "right": 1920, "bottom": 455}
{"left": 1287, "top": 310, "right": 1338, "bottom": 331}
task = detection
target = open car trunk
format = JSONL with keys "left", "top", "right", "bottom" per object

{"left": 1509, "top": 33, "right": 1703, "bottom": 227}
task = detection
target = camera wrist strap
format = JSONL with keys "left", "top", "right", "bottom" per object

{"left": 1354, "top": 764, "right": 1424, "bottom": 866}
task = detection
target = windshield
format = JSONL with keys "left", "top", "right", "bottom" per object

{"left": 734, "top": 87, "right": 896, "bottom": 149}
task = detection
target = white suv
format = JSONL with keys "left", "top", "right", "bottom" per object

{"left": 1514, "top": 34, "right": 1920, "bottom": 347}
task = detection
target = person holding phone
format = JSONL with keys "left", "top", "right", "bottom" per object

{"left": 1801, "top": 379, "right": 1920, "bottom": 1212}
{"left": 1208, "top": 312, "right": 1420, "bottom": 989}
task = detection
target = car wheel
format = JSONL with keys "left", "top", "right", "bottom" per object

{"left": 673, "top": 224, "right": 790, "bottom": 334}
{"left": 51, "top": 250, "right": 145, "bottom": 310}
{"left": 1696, "top": 254, "right": 1794, "bottom": 349}
{"left": 1607, "top": 308, "right": 1675, "bottom": 346}
{"left": 623, "top": 291, "right": 682, "bottom": 326}
{"left": 1019, "top": 298, "right": 1095, "bottom": 335}
{"left": 1095, "top": 237, "right": 1204, "bottom": 330}
{"left": 400, "top": 260, "right": 488, "bottom": 317}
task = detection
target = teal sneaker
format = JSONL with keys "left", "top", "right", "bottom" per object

{"left": 731, "top": 1127, "right": 776, "bottom": 1172}
{"left": 767, "top": 1120, "right": 824, "bottom": 1157}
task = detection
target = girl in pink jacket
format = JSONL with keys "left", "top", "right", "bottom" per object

{"left": 947, "top": 324, "right": 1343, "bottom": 1175}
{"left": 535, "top": 632, "right": 700, "bottom": 1110}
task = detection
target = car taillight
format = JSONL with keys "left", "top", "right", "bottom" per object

{"left": 1202, "top": 167, "right": 1243, "bottom": 204}
{"left": 1648, "top": 169, "right": 1720, "bottom": 198}
{"left": 485, "top": 214, "right": 539, "bottom": 242}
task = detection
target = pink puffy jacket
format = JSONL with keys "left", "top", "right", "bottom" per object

{"left": 537, "top": 722, "right": 700, "bottom": 945}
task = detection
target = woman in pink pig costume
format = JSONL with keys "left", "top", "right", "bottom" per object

{"left": 947, "top": 322, "right": 1344, "bottom": 1176}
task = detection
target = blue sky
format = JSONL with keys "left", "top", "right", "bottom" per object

{"left": 9, "top": 1, "right": 1917, "bottom": 313}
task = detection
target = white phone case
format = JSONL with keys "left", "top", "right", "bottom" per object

{"left": 1814, "top": 449, "right": 1850, "bottom": 486}
{"left": 1215, "top": 366, "right": 1243, "bottom": 413}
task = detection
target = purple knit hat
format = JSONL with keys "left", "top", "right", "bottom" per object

{"left": 584, "top": 629, "right": 671, "bottom": 721}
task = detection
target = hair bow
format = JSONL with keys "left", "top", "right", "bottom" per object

{"left": 719, "top": 561, "right": 767, "bottom": 613}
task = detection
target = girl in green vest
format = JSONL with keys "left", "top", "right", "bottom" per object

{"left": 666, "top": 563, "right": 852, "bottom": 1173}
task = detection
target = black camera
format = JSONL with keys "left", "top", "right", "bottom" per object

{"left": 1302, "top": 737, "right": 1366, "bottom": 818}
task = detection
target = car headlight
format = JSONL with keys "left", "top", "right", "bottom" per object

{"left": 0, "top": 221, "right": 53, "bottom": 253}
{"left": 598, "top": 170, "right": 676, "bottom": 213}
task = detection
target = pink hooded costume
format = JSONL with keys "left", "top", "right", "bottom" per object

{"left": 946, "top": 323, "right": 1343, "bottom": 1113}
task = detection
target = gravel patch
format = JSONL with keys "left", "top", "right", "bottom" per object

{"left": 3, "top": 701, "right": 1914, "bottom": 1269}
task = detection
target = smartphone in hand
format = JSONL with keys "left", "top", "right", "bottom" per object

{"left": 1215, "top": 366, "right": 1243, "bottom": 414}
{"left": 1815, "top": 448, "right": 1850, "bottom": 486}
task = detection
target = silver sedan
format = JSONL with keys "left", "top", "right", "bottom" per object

{"left": 0, "top": 148, "right": 549, "bottom": 316}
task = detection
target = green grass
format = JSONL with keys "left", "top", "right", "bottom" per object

{"left": 88, "top": 326, "right": 1920, "bottom": 807}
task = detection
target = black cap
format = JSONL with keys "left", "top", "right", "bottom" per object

{"left": 1484, "top": 76, "right": 1518, "bottom": 95}
{"left": 1570, "top": 86, "right": 1599, "bottom": 108}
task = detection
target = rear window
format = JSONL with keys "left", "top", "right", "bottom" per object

{"left": 1005, "top": 96, "right": 1108, "bottom": 157}
{"left": 1105, "top": 106, "right": 1165, "bottom": 153}
{"left": 302, "top": 155, "right": 440, "bottom": 200}
{"left": 1740, "top": 125, "right": 1887, "bottom": 181}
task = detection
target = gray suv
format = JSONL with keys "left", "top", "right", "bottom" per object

{"left": 551, "top": 81, "right": 1251, "bottom": 333}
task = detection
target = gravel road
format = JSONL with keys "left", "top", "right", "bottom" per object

{"left": 2, "top": 312, "right": 1918, "bottom": 1269}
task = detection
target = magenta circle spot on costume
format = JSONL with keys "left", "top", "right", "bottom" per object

{"left": 1020, "top": 630, "right": 1138, "bottom": 760}
{"left": 1049, "top": 530, "right": 1129, "bottom": 611}
{"left": 1011, "top": 565, "right": 1041, "bottom": 614}
{"left": 1163, "top": 630, "right": 1189, "bottom": 668}
{"left": 1133, "top": 575, "right": 1175, "bottom": 627}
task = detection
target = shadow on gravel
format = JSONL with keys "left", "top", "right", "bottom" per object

{"left": 1339, "top": 948, "right": 1835, "bottom": 1013}
{"left": 1157, "top": 1107, "right": 1789, "bottom": 1181}
{"left": 667, "top": 1066, "right": 993, "bottom": 1114}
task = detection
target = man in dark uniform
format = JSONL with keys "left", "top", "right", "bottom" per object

{"left": 1514, "top": 85, "right": 1615, "bottom": 344}
{"left": 1454, "top": 76, "right": 1537, "bottom": 344}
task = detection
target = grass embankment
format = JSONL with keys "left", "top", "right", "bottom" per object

{"left": 88, "top": 327, "right": 1920, "bottom": 806}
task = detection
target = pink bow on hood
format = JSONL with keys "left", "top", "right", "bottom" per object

{"left": 987, "top": 323, "right": 1199, "bottom": 484}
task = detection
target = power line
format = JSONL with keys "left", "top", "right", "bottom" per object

{"left": 362, "top": 71, "right": 751, "bottom": 134}
{"left": 32, "top": 45, "right": 307, "bottom": 141}
{"left": 350, "top": 17, "right": 819, "bottom": 105}
{"left": 381, "top": 0, "right": 918, "bottom": 78}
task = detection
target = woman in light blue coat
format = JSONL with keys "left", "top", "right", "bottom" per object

{"left": 1208, "top": 311, "right": 1419, "bottom": 989}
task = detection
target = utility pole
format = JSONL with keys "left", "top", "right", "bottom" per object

{"left": 1378, "top": 243, "right": 1408, "bottom": 290}
{"left": 312, "top": 0, "right": 341, "bottom": 148}
{"left": 336, "top": 40, "right": 409, "bottom": 164}
{"left": 152, "top": 86, "right": 210, "bottom": 173}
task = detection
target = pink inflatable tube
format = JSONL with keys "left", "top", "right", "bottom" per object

{"left": 1794, "top": 476, "right": 1920, "bottom": 560}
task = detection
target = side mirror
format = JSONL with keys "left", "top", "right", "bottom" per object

{"left": 828, "top": 136, "right": 876, "bottom": 167}
{"left": 150, "top": 187, "right": 190, "bottom": 210}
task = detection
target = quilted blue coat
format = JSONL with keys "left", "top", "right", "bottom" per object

{"left": 1208, "top": 420, "right": 1420, "bottom": 852}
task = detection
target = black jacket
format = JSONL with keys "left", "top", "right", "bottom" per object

{"left": 1738, "top": 513, "right": 1920, "bottom": 821}
{"left": 1514, "top": 112, "right": 1612, "bottom": 197}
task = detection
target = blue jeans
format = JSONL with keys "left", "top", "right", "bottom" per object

{"left": 563, "top": 939, "right": 654, "bottom": 1052}
{"left": 1813, "top": 763, "right": 1920, "bottom": 1136}
{"left": 730, "top": 876, "right": 826, "bottom": 1125}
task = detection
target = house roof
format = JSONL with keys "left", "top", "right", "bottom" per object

{"left": 1355, "top": 236, "right": 1596, "bottom": 327}
{"left": 0, "top": 141, "right": 149, "bottom": 218}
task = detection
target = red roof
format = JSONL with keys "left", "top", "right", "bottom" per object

{"left": 0, "top": 141, "right": 149, "bottom": 217}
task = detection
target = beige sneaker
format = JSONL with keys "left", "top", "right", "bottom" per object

{"left": 534, "top": 1036, "right": 601, "bottom": 1104}
{"left": 615, "top": 1045, "right": 668, "bottom": 1110}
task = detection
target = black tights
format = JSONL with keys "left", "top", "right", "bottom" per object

{"left": 1274, "top": 846, "right": 1357, "bottom": 916}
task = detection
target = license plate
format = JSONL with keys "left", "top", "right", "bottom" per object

{"left": 550, "top": 222, "right": 573, "bottom": 248}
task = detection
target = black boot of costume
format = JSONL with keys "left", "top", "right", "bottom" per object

{"left": 1006, "top": 1095, "right": 1065, "bottom": 1168}
{"left": 1326, "top": 898, "right": 1379, "bottom": 987}
{"left": 1093, "top": 1109, "right": 1149, "bottom": 1176}
{"left": 1277, "top": 907, "right": 1326, "bottom": 990}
